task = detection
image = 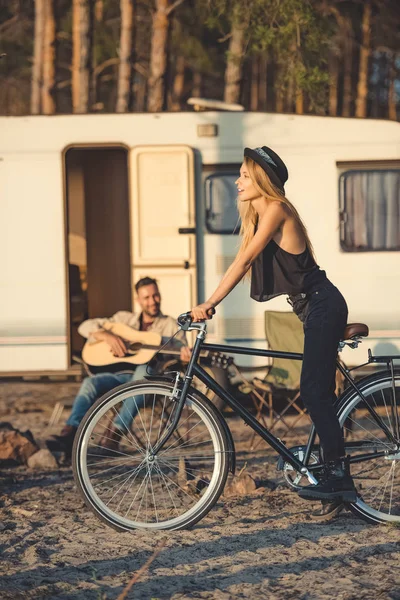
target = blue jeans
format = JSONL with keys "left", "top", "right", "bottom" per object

{"left": 67, "top": 364, "right": 155, "bottom": 431}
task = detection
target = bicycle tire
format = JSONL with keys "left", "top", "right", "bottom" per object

{"left": 72, "top": 380, "right": 231, "bottom": 531}
{"left": 336, "top": 369, "right": 400, "bottom": 524}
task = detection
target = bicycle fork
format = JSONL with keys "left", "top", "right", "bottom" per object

{"left": 150, "top": 327, "right": 206, "bottom": 457}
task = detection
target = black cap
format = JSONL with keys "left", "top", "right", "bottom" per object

{"left": 244, "top": 146, "right": 288, "bottom": 192}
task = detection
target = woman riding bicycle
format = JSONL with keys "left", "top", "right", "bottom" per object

{"left": 191, "top": 146, "right": 357, "bottom": 519}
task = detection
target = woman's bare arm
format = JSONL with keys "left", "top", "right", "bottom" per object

{"left": 191, "top": 202, "right": 285, "bottom": 320}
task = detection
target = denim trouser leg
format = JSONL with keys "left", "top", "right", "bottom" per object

{"left": 300, "top": 284, "right": 348, "bottom": 462}
{"left": 67, "top": 372, "right": 132, "bottom": 428}
{"left": 113, "top": 364, "right": 156, "bottom": 432}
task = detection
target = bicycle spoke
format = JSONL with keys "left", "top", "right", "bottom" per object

{"left": 156, "top": 395, "right": 167, "bottom": 442}
{"left": 88, "top": 442, "right": 142, "bottom": 460}
{"left": 94, "top": 461, "right": 145, "bottom": 492}
{"left": 159, "top": 427, "right": 213, "bottom": 456}
{"left": 377, "top": 461, "right": 396, "bottom": 512}
{"left": 160, "top": 437, "right": 214, "bottom": 456}
{"left": 105, "top": 462, "right": 146, "bottom": 507}
{"left": 103, "top": 406, "right": 146, "bottom": 454}
{"left": 153, "top": 462, "right": 180, "bottom": 517}
{"left": 389, "top": 461, "right": 396, "bottom": 515}
{"left": 344, "top": 414, "right": 394, "bottom": 450}
{"left": 122, "top": 467, "right": 150, "bottom": 517}
{"left": 158, "top": 457, "right": 213, "bottom": 477}
{"left": 380, "top": 389, "right": 394, "bottom": 438}
{"left": 129, "top": 470, "right": 149, "bottom": 521}
{"left": 148, "top": 394, "right": 156, "bottom": 445}
{"left": 156, "top": 458, "right": 200, "bottom": 500}
{"left": 148, "top": 467, "right": 159, "bottom": 523}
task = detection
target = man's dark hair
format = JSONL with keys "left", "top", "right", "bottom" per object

{"left": 135, "top": 277, "right": 159, "bottom": 293}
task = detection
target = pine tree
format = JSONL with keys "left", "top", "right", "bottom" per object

{"left": 116, "top": 0, "right": 134, "bottom": 113}
{"left": 72, "top": 0, "right": 92, "bottom": 113}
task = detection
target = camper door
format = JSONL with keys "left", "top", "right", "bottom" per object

{"left": 130, "top": 146, "right": 197, "bottom": 319}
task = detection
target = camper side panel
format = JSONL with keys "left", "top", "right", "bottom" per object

{"left": 0, "top": 151, "right": 68, "bottom": 370}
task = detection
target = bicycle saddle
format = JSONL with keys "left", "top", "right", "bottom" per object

{"left": 342, "top": 323, "right": 369, "bottom": 340}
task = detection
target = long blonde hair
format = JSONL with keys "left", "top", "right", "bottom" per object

{"left": 237, "top": 157, "right": 315, "bottom": 277}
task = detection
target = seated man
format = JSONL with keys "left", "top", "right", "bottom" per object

{"left": 47, "top": 277, "right": 190, "bottom": 456}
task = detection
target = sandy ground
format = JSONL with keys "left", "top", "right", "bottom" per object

{"left": 0, "top": 380, "right": 400, "bottom": 600}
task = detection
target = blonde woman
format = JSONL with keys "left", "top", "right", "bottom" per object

{"left": 191, "top": 146, "right": 356, "bottom": 520}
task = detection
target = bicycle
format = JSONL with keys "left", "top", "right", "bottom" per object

{"left": 72, "top": 312, "right": 400, "bottom": 530}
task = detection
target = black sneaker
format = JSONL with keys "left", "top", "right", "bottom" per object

{"left": 298, "top": 456, "right": 357, "bottom": 503}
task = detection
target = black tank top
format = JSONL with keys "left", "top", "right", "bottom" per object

{"left": 250, "top": 239, "right": 327, "bottom": 302}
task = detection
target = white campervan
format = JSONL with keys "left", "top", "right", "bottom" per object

{"left": 1, "top": 111, "right": 399, "bottom": 374}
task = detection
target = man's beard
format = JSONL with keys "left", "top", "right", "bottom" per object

{"left": 144, "top": 306, "right": 160, "bottom": 318}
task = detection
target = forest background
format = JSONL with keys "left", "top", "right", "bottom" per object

{"left": 0, "top": 0, "right": 399, "bottom": 120}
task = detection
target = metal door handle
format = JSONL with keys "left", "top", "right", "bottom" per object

{"left": 178, "top": 227, "right": 196, "bottom": 234}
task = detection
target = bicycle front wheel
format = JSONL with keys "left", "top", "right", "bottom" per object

{"left": 72, "top": 380, "right": 230, "bottom": 531}
{"left": 337, "top": 369, "right": 400, "bottom": 524}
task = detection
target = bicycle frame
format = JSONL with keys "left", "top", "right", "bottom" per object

{"left": 150, "top": 323, "right": 398, "bottom": 480}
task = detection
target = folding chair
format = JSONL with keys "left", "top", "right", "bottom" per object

{"left": 246, "top": 310, "right": 308, "bottom": 447}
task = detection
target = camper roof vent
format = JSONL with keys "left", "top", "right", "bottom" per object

{"left": 187, "top": 97, "right": 245, "bottom": 112}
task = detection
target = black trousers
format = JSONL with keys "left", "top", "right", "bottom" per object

{"left": 295, "top": 282, "right": 348, "bottom": 462}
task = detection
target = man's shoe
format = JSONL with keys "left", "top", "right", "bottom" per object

{"left": 46, "top": 425, "right": 77, "bottom": 459}
{"left": 309, "top": 499, "right": 345, "bottom": 521}
{"left": 98, "top": 425, "right": 124, "bottom": 454}
{"left": 298, "top": 456, "right": 357, "bottom": 503}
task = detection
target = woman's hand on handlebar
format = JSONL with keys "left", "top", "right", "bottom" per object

{"left": 191, "top": 302, "right": 215, "bottom": 322}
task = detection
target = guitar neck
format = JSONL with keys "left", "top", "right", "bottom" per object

{"left": 138, "top": 345, "right": 208, "bottom": 358}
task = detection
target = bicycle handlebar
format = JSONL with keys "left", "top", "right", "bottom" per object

{"left": 177, "top": 308, "right": 215, "bottom": 329}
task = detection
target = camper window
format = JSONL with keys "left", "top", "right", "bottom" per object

{"left": 205, "top": 172, "right": 240, "bottom": 234}
{"left": 339, "top": 169, "right": 400, "bottom": 252}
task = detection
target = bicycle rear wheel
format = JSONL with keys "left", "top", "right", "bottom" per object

{"left": 337, "top": 369, "right": 400, "bottom": 524}
{"left": 72, "top": 380, "right": 230, "bottom": 531}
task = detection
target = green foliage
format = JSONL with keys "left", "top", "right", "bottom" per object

{"left": 171, "top": 4, "right": 215, "bottom": 73}
{"left": 0, "top": 0, "right": 398, "bottom": 116}
{"left": 0, "top": 2, "right": 33, "bottom": 114}
{"left": 205, "top": 0, "right": 335, "bottom": 109}
{"left": 170, "top": 0, "right": 230, "bottom": 85}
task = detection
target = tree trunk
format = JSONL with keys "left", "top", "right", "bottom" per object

{"left": 224, "top": 22, "right": 245, "bottom": 104}
{"left": 116, "top": 0, "right": 133, "bottom": 113}
{"left": 342, "top": 37, "right": 353, "bottom": 117}
{"left": 259, "top": 55, "right": 267, "bottom": 111}
{"left": 72, "top": 0, "right": 92, "bottom": 114}
{"left": 295, "top": 89, "right": 303, "bottom": 114}
{"left": 133, "top": 75, "right": 146, "bottom": 112}
{"left": 276, "top": 77, "right": 284, "bottom": 113}
{"left": 250, "top": 55, "right": 258, "bottom": 111}
{"left": 95, "top": 0, "right": 103, "bottom": 21}
{"left": 192, "top": 70, "right": 202, "bottom": 98}
{"left": 31, "top": 0, "right": 45, "bottom": 115}
{"left": 147, "top": 0, "right": 169, "bottom": 112}
{"left": 388, "top": 53, "right": 397, "bottom": 121}
{"left": 169, "top": 55, "right": 185, "bottom": 110}
{"left": 328, "top": 50, "right": 338, "bottom": 116}
{"left": 342, "top": 22, "right": 353, "bottom": 117}
{"left": 41, "top": 0, "right": 55, "bottom": 115}
{"left": 286, "top": 74, "right": 294, "bottom": 113}
{"left": 355, "top": 1, "right": 371, "bottom": 118}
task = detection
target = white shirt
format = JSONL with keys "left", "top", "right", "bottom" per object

{"left": 78, "top": 311, "right": 187, "bottom": 354}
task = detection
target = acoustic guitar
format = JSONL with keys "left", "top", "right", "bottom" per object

{"left": 81, "top": 322, "right": 229, "bottom": 371}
